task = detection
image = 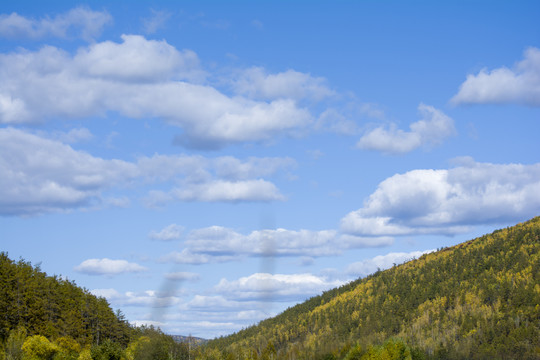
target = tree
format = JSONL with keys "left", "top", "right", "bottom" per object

{"left": 90, "top": 340, "right": 123, "bottom": 360}
{"left": 4, "top": 327, "right": 27, "bottom": 360}
{"left": 53, "top": 337, "right": 80, "bottom": 360}
{"left": 21, "top": 335, "right": 57, "bottom": 360}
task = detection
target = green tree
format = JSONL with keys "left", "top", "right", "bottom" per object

{"left": 90, "top": 340, "right": 123, "bottom": 360}
{"left": 343, "top": 344, "right": 363, "bottom": 360}
{"left": 21, "top": 335, "right": 57, "bottom": 360}
{"left": 53, "top": 337, "right": 80, "bottom": 360}
{"left": 4, "top": 327, "right": 27, "bottom": 360}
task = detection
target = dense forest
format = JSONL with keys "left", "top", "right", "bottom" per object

{"left": 202, "top": 217, "right": 540, "bottom": 359}
{"left": 0, "top": 252, "right": 190, "bottom": 360}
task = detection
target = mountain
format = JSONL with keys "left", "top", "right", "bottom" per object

{"left": 203, "top": 217, "right": 540, "bottom": 359}
{"left": 171, "top": 334, "right": 207, "bottom": 345}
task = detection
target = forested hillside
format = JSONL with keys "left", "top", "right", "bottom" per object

{"left": 0, "top": 253, "right": 190, "bottom": 360}
{"left": 203, "top": 217, "right": 540, "bottom": 360}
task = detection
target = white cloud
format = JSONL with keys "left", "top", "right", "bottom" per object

{"left": 0, "top": 128, "right": 291, "bottom": 216}
{"left": 92, "top": 288, "right": 183, "bottom": 307}
{"left": 159, "top": 249, "right": 236, "bottom": 265}
{"left": 75, "top": 34, "right": 204, "bottom": 83}
{"left": 346, "top": 250, "right": 435, "bottom": 278}
{"left": 185, "top": 295, "right": 255, "bottom": 312}
{"left": 0, "top": 127, "right": 138, "bottom": 216}
{"left": 215, "top": 273, "right": 344, "bottom": 301}
{"left": 161, "top": 226, "right": 394, "bottom": 265}
{"left": 170, "top": 180, "right": 286, "bottom": 202}
{"left": 452, "top": 47, "right": 540, "bottom": 106}
{"left": 185, "top": 227, "right": 340, "bottom": 257}
{"left": 357, "top": 104, "right": 455, "bottom": 154}
{"left": 341, "top": 160, "right": 540, "bottom": 236}
{"left": 212, "top": 156, "right": 296, "bottom": 180}
{"left": 90, "top": 288, "right": 122, "bottom": 299}
{"left": 75, "top": 258, "right": 147, "bottom": 276}
{"left": 0, "top": 36, "right": 312, "bottom": 148}
{"left": 0, "top": 7, "right": 111, "bottom": 41}
{"left": 339, "top": 234, "right": 394, "bottom": 248}
{"left": 232, "top": 67, "right": 334, "bottom": 101}
{"left": 149, "top": 224, "right": 184, "bottom": 241}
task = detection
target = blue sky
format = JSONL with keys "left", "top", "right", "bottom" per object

{"left": 1, "top": 1, "right": 539, "bottom": 339}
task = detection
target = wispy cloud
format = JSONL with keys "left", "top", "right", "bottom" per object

{"left": 142, "top": 9, "right": 172, "bottom": 34}
{"left": 0, "top": 6, "right": 111, "bottom": 41}
{"left": 149, "top": 224, "right": 184, "bottom": 241}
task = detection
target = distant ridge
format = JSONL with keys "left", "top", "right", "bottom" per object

{"left": 170, "top": 334, "right": 207, "bottom": 344}
{"left": 202, "top": 217, "right": 540, "bottom": 359}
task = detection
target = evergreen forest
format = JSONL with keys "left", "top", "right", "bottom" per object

{"left": 0, "top": 253, "right": 190, "bottom": 360}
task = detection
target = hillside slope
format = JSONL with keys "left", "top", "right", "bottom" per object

{"left": 204, "top": 217, "right": 540, "bottom": 359}
{"left": 0, "top": 253, "right": 190, "bottom": 360}
{"left": 0, "top": 253, "right": 132, "bottom": 346}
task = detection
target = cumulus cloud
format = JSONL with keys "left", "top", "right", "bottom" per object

{"left": 161, "top": 227, "right": 393, "bottom": 265}
{"left": 0, "top": 7, "right": 111, "bottom": 41}
{"left": 0, "top": 128, "right": 291, "bottom": 216}
{"left": 452, "top": 47, "right": 540, "bottom": 106}
{"left": 357, "top": 104, "right": 455, "bottom": 154}
{"left": 215, "top": 273, "right": 344, "bottom": 301}
{"left": 0, "top": 127, "right": 138, "bottom": 216}
{"left": 149, "top": 224, "right": 184, "bottom": 241}
{"left": 192, "top": 228, "right": 332, "bottom": 256}
{"left": 341, "top": 160, "right": 540, "bottom": 236}
{"left": 75, "top": 34, "right": 204, "bottom": 83}
{"left": 75, "top": 258, "right": 147, "bottom": 276}
{"left": 140, "top": 156, "right": 295, "bottom": 205}
{"left": 0, "top": 35, "right": 312, "bottom": 148}
{"left": 232, "top": 67, "right": 334, "bottom": 101}
{"left": 184, "top": 227, "right": 340, "bottom": 257}
{"left": 346, "top": 250, "right": 435, "bottom": 278}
